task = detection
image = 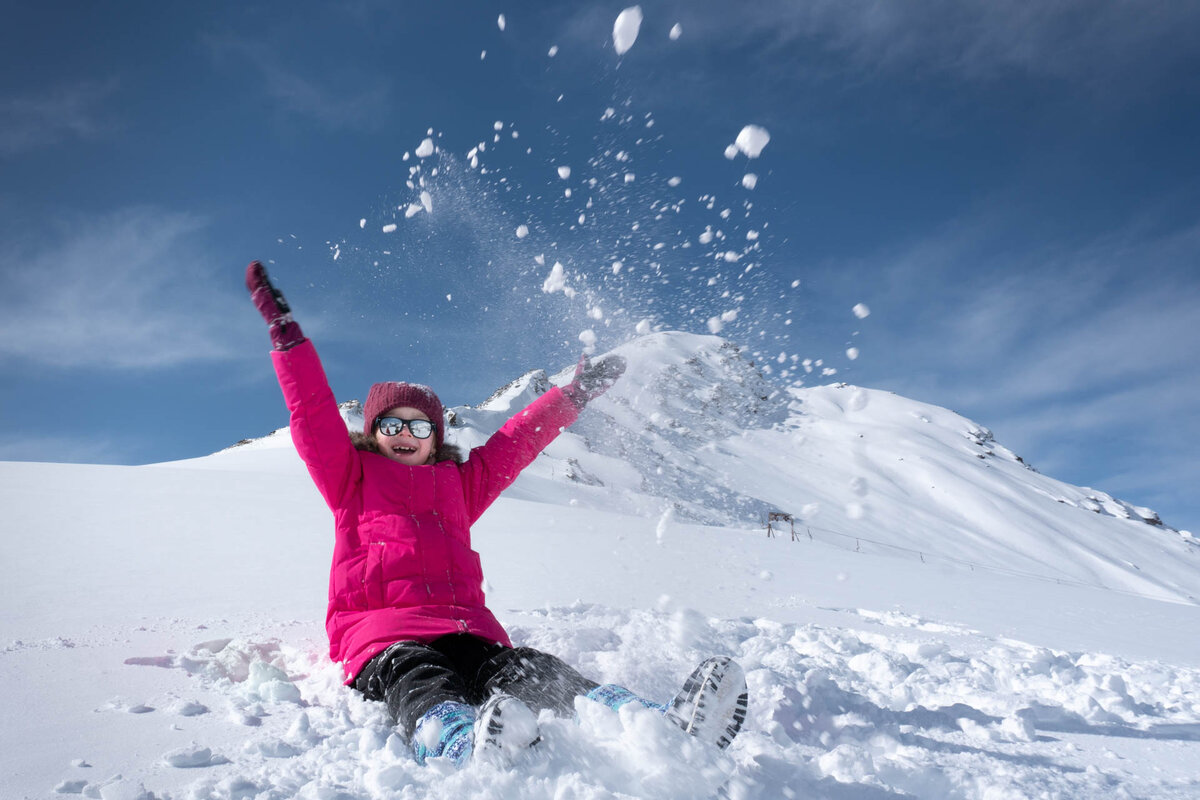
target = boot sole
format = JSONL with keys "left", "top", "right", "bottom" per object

{"left": 476, "top": 693, "right": 541, "bottom": 762}
{"left": 666, "top": 656, "right": 748, "bottom": 750}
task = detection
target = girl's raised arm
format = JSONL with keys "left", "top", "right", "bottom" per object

{"left": 247, "top": 262, "right": 359, "bottom": 509}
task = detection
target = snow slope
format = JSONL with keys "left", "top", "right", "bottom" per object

{"left": 3, "top": 332, "right": 1200, "bottom": 799}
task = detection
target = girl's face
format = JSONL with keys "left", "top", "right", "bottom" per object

{"left": 374, "top": 406, "right": 437, "bottom": 466}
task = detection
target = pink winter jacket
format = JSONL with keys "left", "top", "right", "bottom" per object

{"left": 271, "top": 340, "right": 580, "bottom": 683}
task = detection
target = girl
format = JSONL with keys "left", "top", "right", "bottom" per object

{"left": 246, "top": 261, "right": 747, "bottom": 767}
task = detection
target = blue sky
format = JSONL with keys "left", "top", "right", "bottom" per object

{"left": 1, "top": 1, "right": 1197, "bottom": 533}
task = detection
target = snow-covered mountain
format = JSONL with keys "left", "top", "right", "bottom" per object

{"left": 7, "top": 331, "right": 1200, "bottom": 799}
{"left": 228, "top": 331, "right": 1200, "bottom": 604}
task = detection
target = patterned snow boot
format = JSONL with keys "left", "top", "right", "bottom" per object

{"left": 411, "top": 701, "right": 476, "bottom": 767}
{"left": 585, "top": 656, "right": 748, "bottom": 750}
{"left": 584, "top": 683, "right": 668, "bottom": 713}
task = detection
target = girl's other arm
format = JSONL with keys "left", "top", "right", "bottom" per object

{"left": 460, "top": 354, "right": 626, "bottom": 521}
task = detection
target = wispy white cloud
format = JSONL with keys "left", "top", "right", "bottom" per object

{"left": 0, "top": 79, "right": 119, "bottom": 156}
{"left": 203, "top": 34, "right": 390, "bottom": 131}
{"left": 882, "top": 223, "right": 1199, "bottom": 407}
{"left": 844, "top": 214, "right": 1200, "bottom": 527}
{"left": 655, "top": 0, "right": 1199, "bottom": 91}
{"left": 0, "top": 207, "right": 253, "bottom": 369}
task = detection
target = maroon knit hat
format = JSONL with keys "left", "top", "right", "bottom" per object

{"left": 363, "top": 381, "right": 444, "bottom": 442}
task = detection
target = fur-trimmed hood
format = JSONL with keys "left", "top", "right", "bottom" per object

{"left": 349, "top": 430, "right": 464, "bottom": 464}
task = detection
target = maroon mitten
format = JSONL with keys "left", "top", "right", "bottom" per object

{"left": 562, "top": 354, "right": 627, "bottom": 409}
{"left": 246, "top": 261, "right": 306, "bottom": 350}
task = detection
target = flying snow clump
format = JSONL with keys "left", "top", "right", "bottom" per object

{"left": 516, "top": 224, "right": 530, "bottom": 239}
{"left": 853, "top": 303, "right": 871, "bottom": 319}
{"left": 415, "top": 138, "right": 435, "bottom": 158}
{"left": 557, "top": 166, "right": 571, "bottom": 179}
{"left": 742, "top": 173, "right": 758, "bottom": 190}
{"left": 706, "top": 309, "right": 739, "bottom": 334}
{"left": 734, "top": 125, "right": 770, "bottom": 158}
{"left": 542, "top": 262, "right": 576, "bottom": 298}
{"left": 579, "top": 329, "right": 598, "bottom": 354}
{"left": 497, "top": 14, "right": 506, "bottom": 31}
{"left": 613, "top": 6, "right": 643, "bottom": 55}
{"left": 669, "top": 23, "right": 682, "bottom": 40}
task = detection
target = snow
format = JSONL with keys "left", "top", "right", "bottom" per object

{"left": 3, "top": 332, "right": 1200, "bottom": 798}
{"left": 613, "top": 7, "right": 643, "bottom": 56}
{"left": 541, "top": 261, "right": 574, "bottom": 297}
{"left": 8, "top": 9, "right": 1200, "bottom": 790}
{"left": 669, "top": 24, "right": 682, "bottom": 41}
{"left": 734, "top": 125, "right": 771, "bottom": 158}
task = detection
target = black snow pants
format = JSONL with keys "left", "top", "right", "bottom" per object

{"left": 352, "top": 633, "right": 600, "bottom": 740}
